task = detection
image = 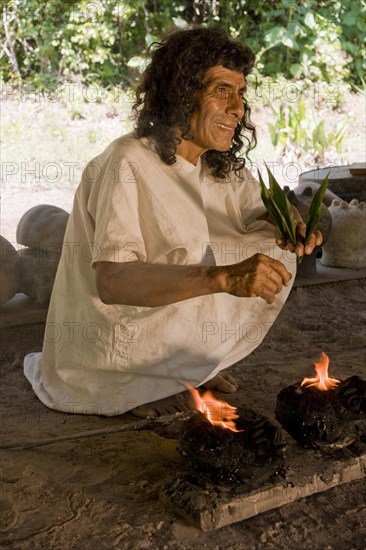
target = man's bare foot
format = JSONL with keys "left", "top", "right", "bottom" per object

{"left": 130, "top": 372, "right": 238, "bottom": 419}
{"left": 202, "top": 371, "right": 238, "bottom": 393}
{"left": 130, "top": 392, "right": 195, "bottom": 419}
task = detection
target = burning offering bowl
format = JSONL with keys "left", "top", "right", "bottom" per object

{"left": 178, "top": 408, "right": 286, "bottom": 484}
{"left": 275, "top": 353, "right": 366, "bottom": 450}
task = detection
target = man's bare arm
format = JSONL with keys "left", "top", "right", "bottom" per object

{"left": 94, "top": 253, "right": 292, "bottom": 307}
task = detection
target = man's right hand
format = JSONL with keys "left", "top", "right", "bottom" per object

{"left": 221, "top": 253, "right": 292, "bottom": 304}
{"left": 93, "top": 253, "right": 291, "bottom": 308}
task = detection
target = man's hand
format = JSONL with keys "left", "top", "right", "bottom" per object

{"left": 94, "top": 254, "right": 291, "bottom": 308}
{"left": 222, "top": 253, "right": 292, "bottom": 305}
{"left": 275, "top": 206, "right": 323, "bottom": 257}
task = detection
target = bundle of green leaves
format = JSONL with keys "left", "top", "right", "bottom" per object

{"left": 258, "top": 164, "right": 329, "bottom": 262}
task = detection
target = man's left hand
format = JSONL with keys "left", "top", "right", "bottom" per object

{"left": 275, "top": 206, "right": 323, "bottom": 257}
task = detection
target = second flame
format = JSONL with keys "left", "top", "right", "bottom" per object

{"left": 300, "top": 351, "right": 340, "bottom": 391}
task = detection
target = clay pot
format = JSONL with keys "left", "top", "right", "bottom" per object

{"left": 0, "top": 236, "right": 20, "bottom": 306}
{"left": 321, "top": 199, "right": 366, "bottom": 269}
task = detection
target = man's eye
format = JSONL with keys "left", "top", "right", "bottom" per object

{"left": 215, "top": 87, "right": 245, "bottom": 101}
{"left": 216, "top": 86, "right": 230, "bottom": 98}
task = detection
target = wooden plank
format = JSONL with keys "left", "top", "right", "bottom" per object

{"left": 293, "top": 260, "right": 366, "bottom": 287}
{"left": 160, "top": 441, "right": 366, "bottom": 531}
{"left": 0, "top": 293, "right": 48, "bottom": 328}
{"left": 349, "top": 163, "right": 366, "bottom": 175}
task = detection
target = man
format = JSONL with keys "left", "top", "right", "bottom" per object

{"left": 24, "top": 27, "right": 321, "bottom": 418}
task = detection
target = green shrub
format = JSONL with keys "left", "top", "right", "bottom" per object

{"left": 268, "top": 97, "right": 348, "bottom": 166}
{"left": 1, "top": 0, "right": 364, "bottom": 89}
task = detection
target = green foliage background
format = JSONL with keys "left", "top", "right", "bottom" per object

{"left": 1, "top": 0, "right": 365, "bottom": 89}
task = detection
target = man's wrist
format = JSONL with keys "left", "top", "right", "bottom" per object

{"left": 206, "top": 265, "right": 228, "bottom": 294}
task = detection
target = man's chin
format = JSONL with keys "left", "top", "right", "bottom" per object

{"left": 210, "top": 140, "right": 233, "bottom": 152}
{"left": 217, "top": 143, "right": 233, "bottom": 152}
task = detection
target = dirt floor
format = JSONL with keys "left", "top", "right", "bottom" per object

{"left": 0, "top": 278, "right": 365, "bottom": 549}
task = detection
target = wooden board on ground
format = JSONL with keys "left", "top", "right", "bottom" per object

{"left": 160, "top": 440, "right": 366, "bottom": 531}
{"left": 349, "top": 163, "right": 366, "bottom": 176}
{"left": 294, "top": 260, "right": 366, "bottom": 287}
{"left": 0, "top": 293, "right": 48, "bottom": 328}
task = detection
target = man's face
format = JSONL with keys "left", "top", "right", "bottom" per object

{"left": 176, "top": 65, "right": 246, "bottom": 165}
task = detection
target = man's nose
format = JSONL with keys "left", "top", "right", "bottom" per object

{"left": 226, "top": 93, "right": 245, "bottom": 119}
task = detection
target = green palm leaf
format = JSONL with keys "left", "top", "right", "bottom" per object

{"left": 258, "top": 169, "right": 287, "bottom": 240}
{"left": 265, "top": 163, "right": 297, "bottom": 244}
{"left": 305, "top": 173, "right": 330, "bottom": 244}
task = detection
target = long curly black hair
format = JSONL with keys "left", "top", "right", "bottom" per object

{"left": 132, "top": 26, "right": 257, "bottom": 180}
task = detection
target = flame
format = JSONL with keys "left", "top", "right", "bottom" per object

{"left": 300, "top": 352, "right": 340, "bottom": 391}
{"left": 187, "top": 385, "right": 242, "bottom": 432}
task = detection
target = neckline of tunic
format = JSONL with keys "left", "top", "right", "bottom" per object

{"left": 138, "top": 135, "right": 203, "bottom": 177}
{"left": 174, "top": 154, "right": 202, "bottom": 174}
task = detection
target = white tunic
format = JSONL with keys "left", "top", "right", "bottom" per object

{"left": 24, "top": 133, "right": 296, "bottom": 415}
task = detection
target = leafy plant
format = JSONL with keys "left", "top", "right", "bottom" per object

{"left": 0, "top": 0, "right": 364, "bottom": 89}
{"left": 258, "top": 164, "right": 329, "bottom": 262}
{"left": 258, "top": 164, "right": 296, "bottom": 245}
{"left": 268, "top": 98, "right": 348, "bottom": 165}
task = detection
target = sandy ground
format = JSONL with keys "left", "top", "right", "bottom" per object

{"left": 1, "top": 278, "right": 365, "bottom": 549}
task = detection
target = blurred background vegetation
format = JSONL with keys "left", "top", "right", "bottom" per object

{"left": 1, "top": 0, "right": 365, "bottom": 88}
{"left": 1, "top": 0, "right": 365, "bottom": 203}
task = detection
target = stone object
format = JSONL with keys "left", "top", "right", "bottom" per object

{"left": 321, "top": 199, "right": 366, "bottom": 269}
{"left": 0, "top": 236, "right": 20, "bottom": 306}
{"left": 17, "top": 247, "right": 60, "bottom": 305}
{"left": 290, "top": 182, "right": 341, "bottom": 207}
{"left": 15, "top": 205, "right": 69, "bottom": 304}
{"left": 299, "top": 165, "right": 366, "bottom": 203}
{"left": 16, "top": 204, "right": 69, "bottom": 250}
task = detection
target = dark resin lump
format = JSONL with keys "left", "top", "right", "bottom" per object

{"left": 275, "top": 376, "right": 366, "bottom": 449}
{"left": 179, "top": 408, "right": 286, "bottom": 483}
